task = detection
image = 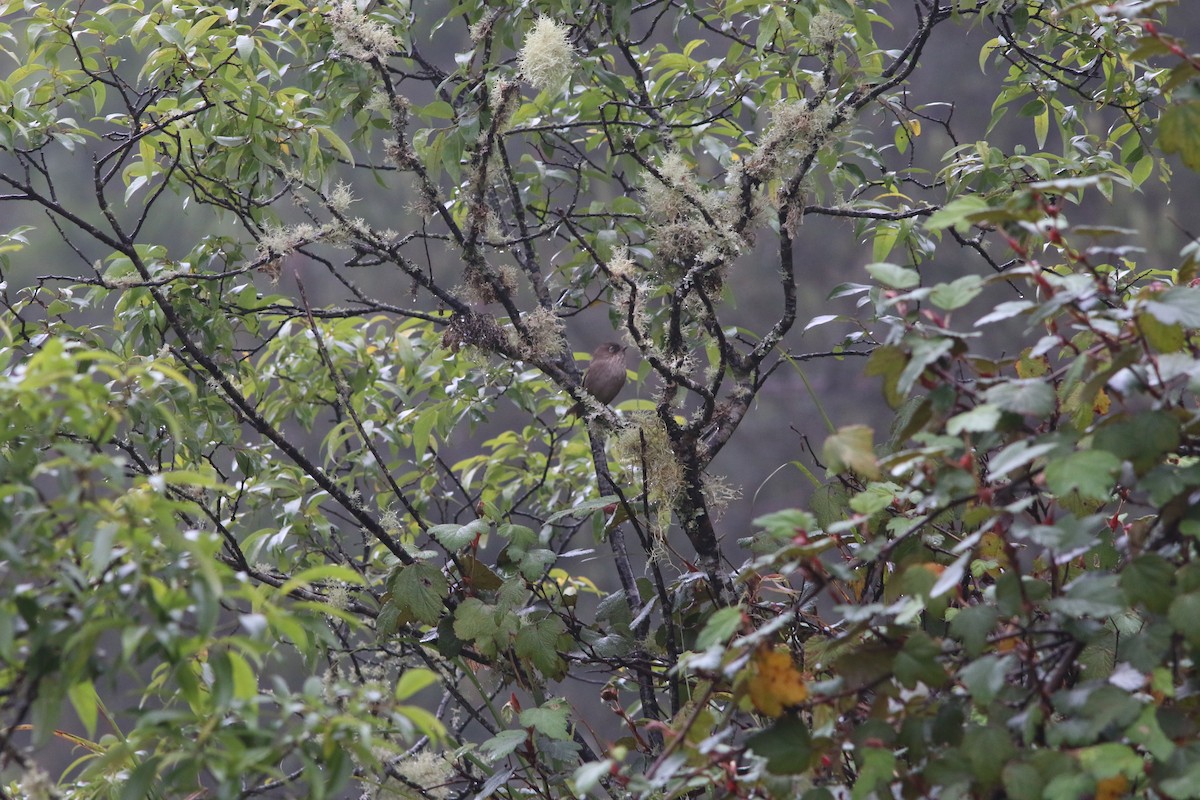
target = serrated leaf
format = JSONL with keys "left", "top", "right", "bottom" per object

{"left": 520, "top": 701, "right": 570, "bottom": 740}
{"left": 747, "top": 649, "right": 809, "bottom": 717}
{"left": 478, "top": 729, "right": 527, "bottom": 761}
{"left": 429, "top": 518, "right": 487, "bottom": 550}
{"left": 1044, "top": 450, "right": 1121, "bottom": 502}
{"left": 515, "top": 616, "right": 568, "bottom": 680}
{"left": 390, "top": 563, "right": 447, "bottom": 626}
{"left": 947, "top": 403, "right": 1002, "bottom": 434}
{"left": 453, "top": 597, "right": 502, "bottom": 645}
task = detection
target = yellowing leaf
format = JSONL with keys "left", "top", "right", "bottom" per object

{"left": 823, "top": 425, "right": 881, "bottom": 480}
{"left": 747, "top": 648, "right": 808, "bottom": 718}
{"left": 1094, "top": 774, "right": 1129, "bottom": 800}
{"left": 1015, "top": 353, "right": 1049, "bottom": 378}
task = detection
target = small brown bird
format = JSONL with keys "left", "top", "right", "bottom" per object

{"left": 569, "top": 342, "right": 628, "bottom": 417}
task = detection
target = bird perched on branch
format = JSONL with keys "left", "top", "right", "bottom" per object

{"left": 569, "top": 342, "right": 628, "bottom": 417}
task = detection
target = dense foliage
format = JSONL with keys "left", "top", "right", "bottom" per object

{"left": 3, "top": 0, "right": 1200, "bottom": 797}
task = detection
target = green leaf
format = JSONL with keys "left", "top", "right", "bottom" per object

{"left": 1142, "top": 287, "right": 1200, "bottom": 327}
{"left": 478, "top": 729, "right": 528, "bottom": 761}
{"left": 823, "top": 425, "right": 882, "bottom": 480}
{"left": 984, "top": 380, "right": 1055, "bottom": 416}
{"left": 67, "top": 680, "right": 99, "bottom": 739}
{"left": 925, "top": 195, "right": 992, "bottom": 231}
{"left": 1002, "top": 761, "right": 1045, "bottom": 800}
{"left": 753, "top": 509, "right": 817, "bottom": 540}
{"left": 894, "top": 631, "right": 947, "bottom": 688}
{"left": 866, "top": 262, "right": 919, "bottom": 289}
{"left": 964, "top": 724, "right": 1015, "bottom": 789}
{"left": 412, "top": 407, "right": 436, "bottom": 458}
{"left": 1033, "top": 103, "right": 1049, "bottom": 149}
{"left": 949, "top": 604, "right": 998, "bottom": 658}
{"left": 849, "top": 482, "right": 899, "bottom": 515}
{"left": 897, "top": 338, "right": 954, "bottom": 397}
{"left": 155, "top": 23, "right": 185, "bottom": 47}
{"left": 865, "top": 344, "right": 908, "bottom": 408}
{"left": 390, "top": 563, "right": 447, "bottom": 626}
{"left": 1168, "top": 593, "right": 1200, "bottom": 647}
{"left": 517, "top": 548, "right": 556, "bottom": 580}
{"left": 394, "top": 668, "right": 439, "bottom": 700}
{"left": 315, "top": 125, "right": 355, "bottom": 166}
{"left": 1043, "top": 450, "right": 1120, "bottom": 502}
{"left": 1120, "top": 554, "right": 1175, "bottom": 614}
{"left": 1094, "top": 412, "right": 1180, "bottom": 475}
{"left": 696, "top": 606, "right": 743, "bottom": 649}
{"left": 1159, "top": 101, "right": 1200, "bottom": 171}
{"left": 520, "top": 700, "right": 571, "bottom": 740}
{"left": 960, "top": 654, "right": 1011, "bottom": 705}
{"left": 1078, "top": 742, "right": 1143, "bottom": 781}
{"left": 547, "top": 496, "right": 619, "bottom": 523}
{"left": 746, "top": 714, "right": 812, "bottom": 775}
{"left": 429, "top": 519, "right": 488, "bottom": 550}
{"left": 574, "top": 759, "right": 615, "bottom": 796}
{"left": 1138, "top": 312, "right": 1186, "bottom": 353}
{"left": 515, "top": 616, "right": 568, "bottom": 680}
{"left": 1126, "top": 705, "right": 1176, "bottom": 762}
{"left": 930, "top": 275, "right": 983, "bottom": 310}
{"left": 987, "top": 439, "right": 1062, "bottom": 480}
{"left": 1014, "top": 514, "right": 1104, "bottom": 561}
{"left": 873, "top": 222, "right": 900, "bottom": 261}
{"left": 1049, "top": 573, "right": 1125, "bottom": 619}
{"left": 946, "top": 403, "right": 1002, "bottom": 435}
{"left": 854, "top": 747, "right": 897, "bottom": 800}
{"left": 453, "top": 598, "right": 503, "bottom": 646}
